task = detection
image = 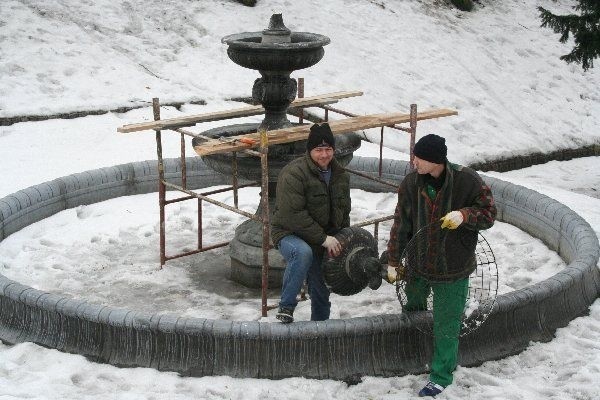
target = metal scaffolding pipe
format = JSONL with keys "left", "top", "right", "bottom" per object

{"left": 154, "top": 98, "right": 167, "bottom": 267}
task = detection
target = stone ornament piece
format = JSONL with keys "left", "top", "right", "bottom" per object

{"left": 322, "top": 227, "right": 381, "bottom": 295}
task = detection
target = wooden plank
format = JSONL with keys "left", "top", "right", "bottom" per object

{"left": 116, "top": 91, "right": 363, "bottom": 133}
{"left": 193, "top": 108, "right": 458, "bottom": 156}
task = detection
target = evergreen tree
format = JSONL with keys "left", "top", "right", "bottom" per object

{"left": 451, "top": 0, "right": 474, "bottom": 12}
{"left": 538, "top": 1, "right": 600, "bottom": 71}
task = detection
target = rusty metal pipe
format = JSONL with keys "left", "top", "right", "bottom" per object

{"left": 410, "top": 104, "right": 417, "bottom": 167}
{"left": 164, "top": 183, "right": 257, "bottom": 205}
{"left": 181, "top": 133, "right": 187, "bottom": 189}
{"left": 379, "top": 126, "right": 384, "bottom": 177}
{"left": 232, "top": 152, "right": 239, "bottom": 208}
{"left": 153, "top": 98, "right": 166, "bottom": 267}
{"left": 201, "top": 182, "right": 257, "bottom": 196}
{"left": 351, "top": 214, "right": 395, "bottom": 228}
{"left": 162, "top": 181, "right": 261, "bottom": 221}
{"left": 164, "top": 241, "right": 230, "bottom": 262}
{"left": 165, "top": 195, "right": 196, "bottom": 205}
{"left": 198, "top": 198, "right": 203, "bottom": 249}
{"left": 174, "top": 127, "right": 207, "bottom": 139}
{"left": 260, "top": 129, "right": 270, "bottom": 317}
{"left": 298, "top": 77, "right": 304, "bottom": 124}
{"left": 342, "top": 167, "right": 398, "bottom": 188}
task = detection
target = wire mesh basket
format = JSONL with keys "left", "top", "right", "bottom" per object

{"left": 395, "top": 221, "right": 498, "bottom": 337}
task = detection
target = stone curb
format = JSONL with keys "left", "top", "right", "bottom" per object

{"left": 469, "top": 144, "right": 600, "bottom": 172}
{"left": 0, "top": 100, "right": 207, "bottom": 127}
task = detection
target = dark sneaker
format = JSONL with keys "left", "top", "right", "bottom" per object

{"left": 276, "top": 307, "right": 294, "bottom": 324}
{"left": 418, "top": 381, "right": 444, "bottom": 397}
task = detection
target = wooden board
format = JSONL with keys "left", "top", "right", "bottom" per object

{"left": 117, "top": 91, "right": 363, "bottom": 133}
{"left": 194, "top": 108, "right": 458, "bottom": 156}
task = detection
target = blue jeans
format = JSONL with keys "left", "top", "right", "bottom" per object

{"left": 278, "top": 235, "right": 331, "bottom": 321}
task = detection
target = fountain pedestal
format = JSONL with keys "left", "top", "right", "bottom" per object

{"left": 196, "top": 14, "right": 361, "bottom": 288}
{"left": 252, "top": 70, "right": 298, "bottom": 130}
{"left": 229, "top": 197, "right": 286, "bottom": 288}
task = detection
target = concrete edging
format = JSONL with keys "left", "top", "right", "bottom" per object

{"left": 0, "top": 156, "right": 598, "bottom": 380}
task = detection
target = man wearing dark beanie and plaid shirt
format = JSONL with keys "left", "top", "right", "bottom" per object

{"left": 385, "top": 133, "right": 496, "bottom": 397}
{"left": 271, "top": 122, "right": 351, "bottom": 324}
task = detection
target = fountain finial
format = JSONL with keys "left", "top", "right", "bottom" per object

{"left": 261, "top": 14, "right": 291, "bottom": 43}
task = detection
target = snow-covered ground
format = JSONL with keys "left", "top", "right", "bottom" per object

{"left": 1, "top": 0, "right": 599, "bottom": 399}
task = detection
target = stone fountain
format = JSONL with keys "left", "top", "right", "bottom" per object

{"left": 192, "top": 14, "right": 361, "bottom": 288}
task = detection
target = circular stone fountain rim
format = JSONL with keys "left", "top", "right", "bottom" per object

{"left": 221, "top": 31, "right": 331, "bottom": 50}
{"left": 0, "top": 156, "right": 598, "bottom": 380}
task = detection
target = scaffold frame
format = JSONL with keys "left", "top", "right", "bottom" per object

{"left": 117, "top": 78, "right": 457, "bottom": 317}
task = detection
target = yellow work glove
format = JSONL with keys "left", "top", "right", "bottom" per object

{"left": 440, "top": 210, "right": 464, "bottom": 229}
{"left": 384, "top": 263, "right": 406, "bottom": 283}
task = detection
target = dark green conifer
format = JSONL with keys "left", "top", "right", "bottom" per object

{"left": 451, "top": 0, "right": 474, "bottom": 12}
{"left": 538, "top": 1, "right": 600, "bottom": 71}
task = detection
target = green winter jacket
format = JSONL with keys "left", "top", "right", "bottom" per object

{"left": 387, "top": 162, "right": 496, "bottom": 281}
{"left": 271, "top": 153, "right": 351, "bottom": 247}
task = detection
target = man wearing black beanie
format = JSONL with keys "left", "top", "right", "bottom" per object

{"left": 306, "top": 122, "right": 336, "bottom": 153}
{"left": 384, "top": 133, "right": 497, "bottom": 397}
{"left": 271, "top": 122, "right": 351, "bottom": 324}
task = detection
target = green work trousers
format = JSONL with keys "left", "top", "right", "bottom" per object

{"left": 404, "top": 276, "right": 469, "bottom": 387}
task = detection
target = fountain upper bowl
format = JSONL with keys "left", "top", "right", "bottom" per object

{"left": 222, "top": 32, "right": 330, "bottom": 71}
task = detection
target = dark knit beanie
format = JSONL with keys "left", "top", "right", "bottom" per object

{"left": 307, "top": 123, "right": 335, "bottom": 152}
{"left": 413, "top": 134, "right": 447, "bottom": 164}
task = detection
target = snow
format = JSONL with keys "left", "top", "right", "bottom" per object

{"left": 1, "top": 0, "right": 599, "bottom": 399}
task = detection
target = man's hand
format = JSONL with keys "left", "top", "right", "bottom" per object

{"left": 322, "top": 235, "right": 342, "bottom": 257}
{"left": 384, "top": 263, "right": 406, "bottom": 283}
{"left": 440, "top": 210, "right": 464, "bottom": 229}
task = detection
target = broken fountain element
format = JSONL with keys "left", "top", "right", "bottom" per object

{"left": 192, "top": 14, "right": 361, "bottom": 288}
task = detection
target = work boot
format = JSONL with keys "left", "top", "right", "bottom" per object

{"left": 418, "top": 381, "right": 445, "bottom": 397}
{"left": 276, "top": 307, "right": 294, "bottom": 324}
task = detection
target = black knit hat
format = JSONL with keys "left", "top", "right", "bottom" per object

{"left": 307, "top": 123, "right": 335, "bottom": 152}
{"left": 413, "top": 134, "right": 447, "bottom": 164}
